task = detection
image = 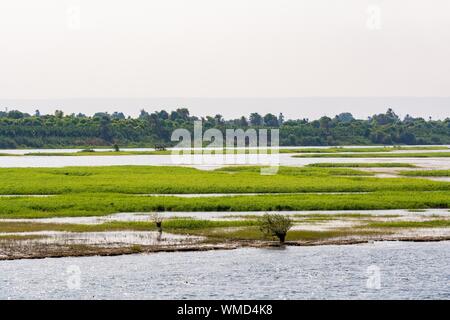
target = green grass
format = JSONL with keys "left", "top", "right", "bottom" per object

{"left": 0, "top": 219, "right": 259, "bottom": 233}
{"left": 306, "top": 163, "right": 417, "bottom": 168}
{"left": 293, "top": 213, "right": 383, "bottom": 219}
{"left": 24, "top": 150, "right": 171, "bottom": 156}
{"left": 293, "top": 152, "right": 450, "bottom": 158}
{"left": 1, "top": 165, "right": 449, "bottom": 219}
{"left": 0, "top": 234, "right": 47, "bottom": 240}
{"left": 0, "top": 165, "right": 450, "bottom": 219}
{"left": 3, "top": 165, "right": 450, "bottom": 196}
{"left": 281, "top": 146, "right": 447, "bottom": 154}
{"left": 366, "top": 220, "right": 450, "bottom": 228}
{"left": 18, "top": 149, "right": 280, "bottom": 156}
{"left": 399, "top": 170, "right": 450, "bottom": 177}
{"left": 1, "top": 215, "right": 448, "bottom": 244}
{"left": 0, "top": 145, "right": 444, "bottom": 157}
{"left": 185, "top": 226, "right": 387, "bottom": 241}
{"left": 0, "top": 219, "right": 391, "bottom": 243}
{"left": 215, "top": 166, "right": 374, "bottom": 176}
{"left": 1, "top": 191, "right": 450, "bottom": 219}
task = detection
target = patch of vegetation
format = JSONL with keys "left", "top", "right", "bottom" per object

{"left": 130, "top": 245, "right": 142, "bottom": 253}
{"left": 0, "top": 219, "right": 260, "bottom": 233}
{"left": 365, "top": 220, "right": 450, "bottom": 228}
{"left": 258, "top": 213, "right": 293, "bottom": 243}
{"left": 293, "top": 213, "right": 374, "bottom": 219}
{"left": 307, "top": 163, "right": 417, "bottom": 168}
{"left": 282, "top": 146, "right": 447, "bottom": 154}
{"left": 185, "top": 226, "right": 387, "bottom": 241}
{"left": 3, "top": 165, "right": 450, "bottom": 196}
{"left": 1, "top": 191, "right": 450, "bottom": 219}
{"left": 25, "top": 150, "right": 171, "bottom": 156}
{"left": 399, "top": 170, "right": 450, "bottom": 177}
{"left": 215, "top": 166, "right": 374, "bottom": 176}
{"left": 286, "top": 229, "right": 387, "bottom": 241}
{"left": 0, "top": 234, "right": 47, "bottom": 240}
{"left": 293, "top": 152, "right": 450, "bottom": 158}
{"left": 8, "top": 146, "right": 444, "bottom": 157}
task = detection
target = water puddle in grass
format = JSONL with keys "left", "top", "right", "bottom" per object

{"left": 291, "top": 220, "right": 360, "bottom": 231}
{"left": 135, "top": 192, "right": 369, "bottom": 197}
{"left": 1, "top": 209, "right": 448, "bottom": 225}
{"left": 373, "top": 173, "right": 400, "bottom": 178}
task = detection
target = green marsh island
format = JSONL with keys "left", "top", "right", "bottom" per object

{"left": 1, "top": 155, "right": 450, "bottom": 260}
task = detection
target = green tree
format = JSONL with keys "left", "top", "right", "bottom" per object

{"left": 249, "top": 113, "right": 263, "bottom": 126}
{"left": 258, "top": 213, "right": 293, "bottom": 243}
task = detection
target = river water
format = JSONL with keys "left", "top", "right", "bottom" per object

{"left": 1, "top": 241, "right": 449, "bottom": 300}
{"left": 0, "top": 153, "right": 450, "bottom": 169}
{"left": 1, "top": 148, "right": 449, "bottom": 300}
{"left": 0, "top": 146, "right": 450, "bottom": 169}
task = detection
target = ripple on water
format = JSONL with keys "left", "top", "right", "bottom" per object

{"left": 0, "top": 241, "right": 449, "bottom": 299}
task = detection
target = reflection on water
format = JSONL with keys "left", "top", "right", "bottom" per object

{"left": 0, "top": 241, "right": 449, "bottom": 299}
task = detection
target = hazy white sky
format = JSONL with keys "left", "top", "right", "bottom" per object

{"left": 0, "top": 0, "right": 449, "bottom": 118}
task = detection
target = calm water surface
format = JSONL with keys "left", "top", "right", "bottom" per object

{"left": 1, "top": 242, "right": 449, "bottom": 299}
{"left": 0, "top": 146, "right": 449, "bottom": 168}
{"left": 1, "top": 153, "right": 450, "bottom": 169}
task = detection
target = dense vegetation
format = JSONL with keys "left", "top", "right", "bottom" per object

{"left": 306, "top": 163, "right": 417, "bottom": 168}
{"left": 1, "top": 166, "right": 450, "bottom": 218}
{"left": 0, "top": 108, "right": 448, "bottom": 148}
{"left": 1, "top": 191, "right": 450, "bottom": 219}
{"left": 293, "top": 152, "right": 450, "bottom": 158}
{"left": 1, "top": 165, "right": 450, "bottom": 195}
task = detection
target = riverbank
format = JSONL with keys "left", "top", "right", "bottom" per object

{"left": 2, "top": 234, "right": 450, "bottom": 261}
{"left": 1, "top": 208, "right": 449, "bottom": 260}
{"left": 3, "top": 241, "right": 449, "bottom": 300}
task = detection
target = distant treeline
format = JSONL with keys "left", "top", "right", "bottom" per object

{"left": 0, "top": 108, "right": 449, "bottom": 148}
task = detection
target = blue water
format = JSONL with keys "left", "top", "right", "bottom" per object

{"left": 0, "top": 241, "right": 449, "bottom": 300}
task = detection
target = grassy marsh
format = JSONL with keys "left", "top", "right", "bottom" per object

{"left": 293, "top": 152, "right": 450, "bottom": 158}
{"left": 1, "top": 191, "right": 450, "bottom": 219}
{"left": 0, "top": 145, "right": 446, "bottom": 157}
{"left": 0, "top": 165, "right": 450, "bottom": 219}
{"left": 365, "top": 220, "right": 450, "bottom": 229}
{"left": 8, "top": 215, "right": 448, "bottom": 243}
{"left": 0, "top": 219, "right": 260, "bottom": 233}
{"left": 399, "top": 170, "right": 450, "bottom": 177}
{"left": 306, "top": 163, "right": 417, "bottom": 168}
{"left": 3, "top": 165, "right": 450, "bottom": 196}
{"left": 280, "top": 146, "right": 448, "bottom": 154}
